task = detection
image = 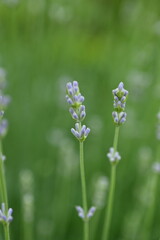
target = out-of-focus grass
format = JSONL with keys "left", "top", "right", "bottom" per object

{"left": 0, "top": 0, "right": 160, "bottom": 239}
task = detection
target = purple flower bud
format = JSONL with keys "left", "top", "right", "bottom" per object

{"left": 67, "top": 97, "right": 73, "bottom": 105}
{"left": 69, "top": 107, "right": 74, "bottom": 114}
{"left": 120, "top": 118, "right": 126, "bottom": 123}
{"left": 66, "top": 82, "right": 72, "bottom": 90}
{"left": 124, "top": 90, "right": 128, "bottom": 96}
{"left": 80, "top": 125, "right": 86, "bottom": 137}
{"left": 68, "top": 89, "right": 73, "bottom": 96}
{"left": 80, "top": 111, "right": 86, "bottom": 120}
{"left": 71, "top": 128, "right": 80, "bottom": 138}
{"left": 87, "top": 207, "right": 96, "bottom": 218}
{"left": 80, "top": 105, "right": 85, "bottom": 112}
{"left": 79, "top": 95, "right": 85, "bottom": 103}
{"left": 74, "top": 95, "right": 79, "bottom": 102}
{"left": 72, "top": 112, "right": 78, "bottom": 120}
{"left": 121, "top": 96, "right": 126, "bottom": 102}
{"left": 73, "top": 81, "right": 78, "bottom": 87}
{"left": 75, "top": 206, "right": 85, "bottom": 219}
{"left": 112, "top": 89, "right": 118, "bottom": 95}
{"left": 114, "top": 96, "right": 119, "bottom": 101}
{"left": 8, "top": 208, "right": 13, "bottom": 215}
{"left": 118, "top": 82, "right": 124, "bottom": 91}
{"left": 85, "top": 128, "right": 90, "bottom": 137}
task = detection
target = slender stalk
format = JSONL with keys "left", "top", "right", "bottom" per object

{"left": 4, "top": 223, "right": 10, "bottom": 240}
{"left": 102, "top": 126, "right": 120, "bottom": 240}
{"left": 79, "top": 141, "right": 89, "bottom": 240}
{"left": 0, "top": 141, "right": 10, "bottom": 240}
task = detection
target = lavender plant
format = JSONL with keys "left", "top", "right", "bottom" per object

{"left": 66, "top": 81, "right": 95, "bottom": 240}
{"left": 102, "top": 82, "right": 128, "bottom": 240}
{"left": 0, "top": 71, "right": 13, "bottom": 240}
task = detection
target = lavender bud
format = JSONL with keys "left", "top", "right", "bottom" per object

{"left": 69, "top": 107, "right": 74, "bottom": 114}
{"left": 87, "top": 207, "right": 96, "bottom": 219}
{"left": 79, "top": 95, "right": 85, "bottom": 103}
{"left": 118, "top": 82, "right": 124, "bottom": 91}
{"left": 80, "top": 111, "right": 86, "bottom": 120}
{"left": 0, "top": 203, "right": 13, "bottom": 223}
{"left": 80, "top": 125, "right": 86, "bottom": 136}
{"left": 73, "top": 95, "right": 79, "bottom": 102}
{"left": 73, "top": 81, "right": 78, "bottom": 87}
{"left": 71, "top": 128, "right": 80, "bottom": 139}
{"left": 66, "top": 82, "right": 72, "bottom": 90}
{"left": 80, "top": 105, "right": 85, "bottom": 112}
{"left": 84, "top": 128, "right": 90, "bottom": 137}
{"left": 72, "top": 112, "right": 79, "bottom": 120}
{"left": 66, "top": 97, "right": 73, "bottom": 105}
{"left": 75, "top": 206, "right": 85, "bottom": 219}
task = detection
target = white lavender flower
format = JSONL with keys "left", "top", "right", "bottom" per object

{"left": 75, "top": 206, "right": 96, "bottom": 220}
{"left": 0, "top": 203, "right": 13, "bottom": 223}
{"left": 112, "top": 82, "right": 128, "bottom": 125}
{"left": 107, "top": 147, "right": 121, "bottom": 163}
{"left": 71, "top": 123, "right": 90, "bottom": 142}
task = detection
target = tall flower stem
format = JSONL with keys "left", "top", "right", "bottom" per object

{"left": 80, "top": 141, "right": 89, "bottom": 240}
{"left": 102, "top": 126, "right": 120, "bottom": 240}
{"left": 0, "top": 141, "right": 10, "bottom": 240}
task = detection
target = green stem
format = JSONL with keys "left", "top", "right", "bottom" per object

{"left": 4, "top": 224, "right": 10, "bottom": 240}
{"left": 79, "top": 141, "right": 89, "bottom": 240}
{"left": 102, "top": 126, "right": 120, "bottom": 240}
{"left": 0, "top": 141, "right": 10, "bottom": 240}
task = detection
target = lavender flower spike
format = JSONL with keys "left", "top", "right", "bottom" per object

{"left": 0, "top": 203, "right": 13, "bottom": 223}
{"left": 66, "top": 81, "right": 87, "bottom": 122}
{"left": 112, "top": 82, "right": 128, "bottom": 125}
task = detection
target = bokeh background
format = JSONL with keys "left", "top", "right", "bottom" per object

{"left": 0, "top": 0, "right": 160, "bottom": 239}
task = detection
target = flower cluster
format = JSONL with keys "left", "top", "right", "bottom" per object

{"left": 112, "top": 82, "right": 128, "bottom": 125}
{"left": 75, "top": 206, "right": 96, "bottom": 221}
{"left": 66, "top": 81, "right": 90, "bottom": 141}
{"left": 107, "top": 147, "right": 121, "bottom": 163}
{"left": 0, "top": 203, "right": 13, "bottom": 224}
{"left": 71, "top": 123, "right": 90, "bottom": 142}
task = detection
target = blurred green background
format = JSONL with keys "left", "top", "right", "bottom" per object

{"left": 0, "top": 0, "right": 160, "bottom": 239}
